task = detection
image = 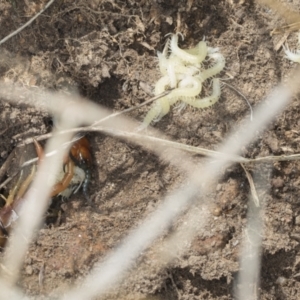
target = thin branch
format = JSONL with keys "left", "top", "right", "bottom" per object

{"left": 17, "top": 126, "right": 246, "bottom": 161}
{"left": 16, "top": 125, "right": 300, "bottom": 166}
{"left": 222, "top": 81, "right": 254, "bottom": 121}
{"left": 0, "top": 0, "right": 56, "bottom": 46}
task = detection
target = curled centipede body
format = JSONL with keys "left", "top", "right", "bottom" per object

{"left": 182, "top": 78, "right": 221, "bottom": 109}
{"left": 170, "top": 34, "right": 207, "bottom": 65}
{"left": 142, "top": 75, "right": 202, "bottom": 128}
{"left": 142, "top": 33, "right": 225, "bottom": 127}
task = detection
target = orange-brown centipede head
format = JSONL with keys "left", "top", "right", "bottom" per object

{"left": 70, "top": 136, "right": 92, "bottom": 167}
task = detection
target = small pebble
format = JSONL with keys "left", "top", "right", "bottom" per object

{"left": 295, "top": 215, "right": 300, "bottom": 226}
{"left": 276, "top": 276, "right": 287, "bottom": 286}
{"left": 25, "top": 265, "right": 33, "bottom": 275}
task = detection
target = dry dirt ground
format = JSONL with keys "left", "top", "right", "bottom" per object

{"left": 1, "top": 0, "right": 300, "bottom": 299}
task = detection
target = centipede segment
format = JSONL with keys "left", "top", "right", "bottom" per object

{"left": 142, "top": 33, "right": 225, "bottom": 128}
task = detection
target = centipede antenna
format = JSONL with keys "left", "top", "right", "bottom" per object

{"left": 221, "top": 81, "right": 253, "bottom": 121}
{"left": 6, "top": 170, "right": 24, "bottom": 206}
{"left": 73, "top": 181, "right": 83, "bottom": 194}
{"left": 73, "top": 133, "right": 85, "bottom": 142}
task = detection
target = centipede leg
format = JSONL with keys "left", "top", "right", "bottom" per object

{"left": 5, "top": 170, "right": 24, "bottom": 206}
{"left": 33, "top": 139, "right": 44, "bottom": 163}
{"left": 50, "top": 160, "right": 74, "bottom": 197}
{"left": 15, "top": 165, "right": 36, "bottom": 201}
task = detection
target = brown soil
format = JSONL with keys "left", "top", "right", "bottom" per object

{"left": 1, "top": 0, "right": 300, "bottom": 299}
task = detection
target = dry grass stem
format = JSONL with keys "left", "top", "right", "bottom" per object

{"left": 240, "top": 163, "right": 260, "bottom": 207}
